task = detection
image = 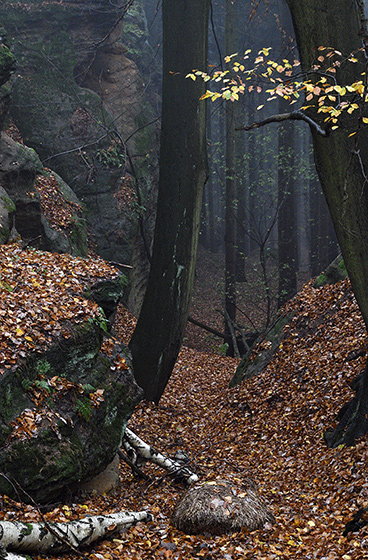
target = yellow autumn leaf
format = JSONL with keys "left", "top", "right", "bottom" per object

{"left": 199, "top": 91, "right": 214, "bottom": 101}
{"left": 260, "top": 47, "right": 271, "bottom": 56}
{"left": 362, "top": 117, "right": 368, "bottom": 124}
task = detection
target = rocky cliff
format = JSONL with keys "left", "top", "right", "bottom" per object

{"left": 0, "top": 38, "right": 88, "bottom": 254}
{"left": 0, "top": 35, "right": 144, "bottom": 504}
{"left": 0, "top": 0, "right": 159, "bottom": 264}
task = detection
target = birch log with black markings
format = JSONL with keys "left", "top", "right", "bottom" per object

{"left": 0, "top": 511, "right": 152, "bottom": 558}
{"left": 123, "top": 428, "right": 198, "bottom": 484}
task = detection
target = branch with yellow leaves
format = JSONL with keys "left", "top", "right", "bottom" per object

{"left": 235, "top": 110, "right": 330, "bottom": 136}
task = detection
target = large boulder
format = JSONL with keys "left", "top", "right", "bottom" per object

{"left": 0, "top": 242, "right": 141, "bottom": 504}
{"left": 0, "top": 320, "right": 142, "bottom": 503}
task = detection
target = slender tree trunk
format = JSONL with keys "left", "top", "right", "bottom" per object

{"left": 287, "top": 0, "right": 368, "bottom": 446}
{"left": 296, "top": 125, "right": 311, "bottom": 277}
{"left": 248, "top": 94, "right": 258, "bottom": 254}
{"left": 278, "top": 122, "right": 297, "bottom": 308}
{"left": 224, "top": 0, "right": 238, "bottom": 354}
{"left": 129, "top": 0, "right": 209, "bottom": 403}
{"left": 235, "top": 95, "right": 248, "bottom": 281}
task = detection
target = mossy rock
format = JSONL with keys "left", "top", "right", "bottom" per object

{"left": 0, "top": 187, "right": 16, "bottom": 244}
{"left": 0, "top": 134, "right": 88, "bottom": 255}
{"left": 313, "top": 254, "right": 347, "bottom": 288}
{"left": 48, "top": 171, "right": 88, "bottom": 257}
{"left": 0, "top": 43, "right": 15, "bottom": 87}
{"left": 0, "top": 319, "right": 142, "bottom": 503}
{"left": 86, "top": 274, "right": 128, "bottom": 321}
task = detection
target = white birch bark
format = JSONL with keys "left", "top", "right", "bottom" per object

{"left": 123, "top": 428, "right": 198, "bottom": 484}
{"left": 0, "top": 510, "right": 151, "bottom": 557}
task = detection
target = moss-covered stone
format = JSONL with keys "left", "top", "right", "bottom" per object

{"left": 0, "top": 187, "right": 16, "bottom": 244}
{"left": 313, "top": 254, "right": 347, "bottom": 288}
{"left": 0, "top": 316, "right": 142, "bottom": 503}
{"left": 86, "top": 275, "right": 128, "bottom": 321}
{"left": 0, "top": 44, "right": 15, "bottom": 87}
{"left": 0, "top": 193, "right": 15, "bottom": 213}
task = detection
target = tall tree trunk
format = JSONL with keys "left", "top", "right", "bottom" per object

{"left": 278, "top": 122, "right": 297, "bottom": 308}
{"left": 296, "top": 125, "right": 311, "bottom": 278}
{"left": 129, "top": 0, "right": 209, "bottom": 403}
{"left": 235, "top": 95, "right": 248, "bottom": 280}
{"left": 286, "top": 0, "right": 368, "bottom": 446}
{"left": 224, "top": 0, "right": 238, "bottom": 354}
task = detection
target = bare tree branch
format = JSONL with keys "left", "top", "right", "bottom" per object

{"left": 187, "top": 316, "right": 227, "bottom": 339}
{"left": 236, "top": 110, "right": 330, "bottom": 137}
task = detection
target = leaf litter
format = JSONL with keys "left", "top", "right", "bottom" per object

{"left": 0, "top": 242, "right": 368, "bottom": 559}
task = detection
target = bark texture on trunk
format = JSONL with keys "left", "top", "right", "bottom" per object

{"left": 0, "top": 511, "right": 152, "bottom": 558}
{"left": 129, "top": 0, "right": 209, "bottom": 402}
{"left": 287, "top": 0, "right": 368, "bottom": 446}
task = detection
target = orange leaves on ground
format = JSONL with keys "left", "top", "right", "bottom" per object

{"left": 2, "top": 247, "right": 368, "bottom": 560}
{"left": 34, "top": 169, "right": 83, "bottom": 232}
{"left": 0, "top": 243, "right": 119, "bottom": 374}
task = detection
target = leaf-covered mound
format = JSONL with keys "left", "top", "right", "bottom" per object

{"left": 0, "top": 243, "right": 118, "bottom": 372}
{"left": 172, "top": 477, "right": 274, "bottom": 535}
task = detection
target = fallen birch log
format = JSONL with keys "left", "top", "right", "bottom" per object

{"left": 0, "top": 510, "right": 152, "bottom": 558}
{"left": 123, "top": 428, "right": 198, "bottom": 485}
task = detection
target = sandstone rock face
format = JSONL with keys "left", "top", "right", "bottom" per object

{"left": 0, "top": 132, "right": 87, "bottom": 255}
{"left": 0, "top": 0, "right": 159, "bottom": 264}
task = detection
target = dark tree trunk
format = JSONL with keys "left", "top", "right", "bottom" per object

{"left": 235, "top": 95, "right": 248, "bottom": 281}
{"left": 129, "top": 0, "right": 209, "bottom": 403}
{"left": 224, "top": 0, "right": 238, "bottom": 354}
{"left": 286, "top": 0, "right": 368, "bottom": 446}
{"left": 278, "top": 122, "right": 298, "bottom": 308}
{"left": 310, "top": 175, "right": 339, "bottom": 276}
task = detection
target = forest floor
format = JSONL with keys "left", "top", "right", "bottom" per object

{"left": 2, "top": 246, "right": 368, "bottom": 560}
{"left": 184, "top": 245, "right": 279, "bottom": 355}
